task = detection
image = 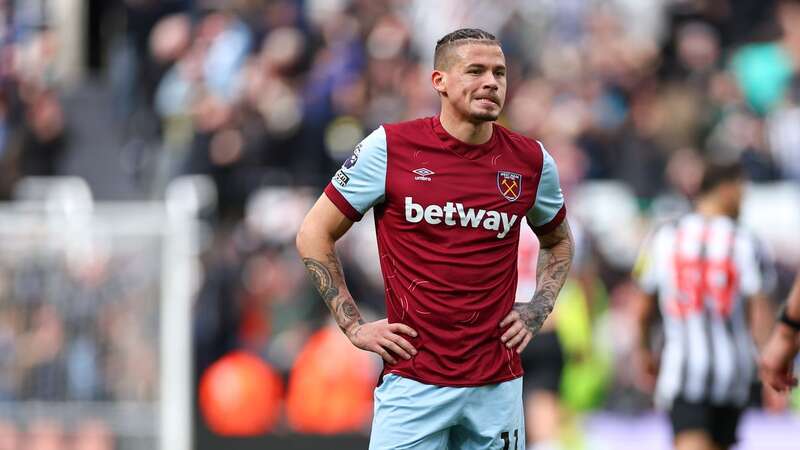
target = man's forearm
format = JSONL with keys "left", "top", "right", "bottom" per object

{"left": 636, "top": 306, "right": 652, "bottom": 352}
{"left": 785, "top": 274, "right": 800, "bottom": 324}
{"left": 515, "top": 220, "right": 574, "bottom": 334}
{"left": 773, "top": 275, "right": 800, "bottom": 339}
{"left": 300, "top": 243, "right": 365, "bottom": 336}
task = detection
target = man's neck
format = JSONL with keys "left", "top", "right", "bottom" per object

{"left": 696, "top": 196, "right": 729, "bottom": 219}
{"left": 439, "top": 107, "right": 494, "bottom": 145}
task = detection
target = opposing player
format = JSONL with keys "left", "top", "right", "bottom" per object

{"left": 633, "top": 162, "right": 771, "bottom": 450}
{"left": 760, "top": 272, "right": 800, "bottom": 392}
{"left": 296, "top": 28, "right": 574, "bottom": 449}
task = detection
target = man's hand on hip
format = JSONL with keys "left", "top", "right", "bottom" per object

{"left": 347, "top": 319, "right": 418, "bottom": 364}
{"left": 499, "top": 308, "right": 534, "bottom": 353}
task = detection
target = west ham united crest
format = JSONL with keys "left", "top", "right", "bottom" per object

{"left": 497, "top": 171, "right": 522, "bottom": 202}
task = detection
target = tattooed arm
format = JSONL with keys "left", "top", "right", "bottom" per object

{"left": 302, "top": 250, "right": 364, "bottom": 336}
{"left": 296, "top": 195, "right": 417, "bottom": 364}
{"left": 500, "top": 219, "right": 574, "bottom": 353}
{"left": 522, "top": 219, "right": 574, "bottom": 333}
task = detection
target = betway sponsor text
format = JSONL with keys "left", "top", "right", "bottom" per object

{"left": 404, "top": 197, "right": 518, "bottom": 239}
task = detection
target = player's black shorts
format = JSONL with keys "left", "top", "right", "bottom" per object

{"left": 668, "top": 397, "right": 744, "bottom": 447}
{"left": 520, "top": 330, "right": 564, "bottom": 394}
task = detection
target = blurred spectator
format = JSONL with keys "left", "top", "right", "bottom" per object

{"left": 766, "top": 75, "right": 800, "bottom": 181}
{"left": 0, "top": 419, "right": 20, "bottom": 450}
{"left": 72, "top": 419, "right": 114, "bottom": 450}
{"left": 730, "top": 0, "right": 800, "bottom": 116}
{"left": 26, "top": 419, "right": 64, "bottom": 450}
{"left": 18, "top": 304, "right": 68, "bottom": 401}
{"left": 16, "top": 90, "right": 67, "bottom": 177}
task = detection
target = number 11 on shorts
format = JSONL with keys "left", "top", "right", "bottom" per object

{"left": 500, "top": 429, "right": 518, "bottom": 450}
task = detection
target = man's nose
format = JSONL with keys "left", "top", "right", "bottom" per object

{"left": 482, "top": 72, "right": 499, "bottom": 90}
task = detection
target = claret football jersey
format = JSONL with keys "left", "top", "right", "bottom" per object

{"left": 324, "top": 116, "right": 565, "bottom": 386}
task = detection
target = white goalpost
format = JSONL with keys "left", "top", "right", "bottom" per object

{"left": 0, "top": 191, "right": 198, "bottom": 450}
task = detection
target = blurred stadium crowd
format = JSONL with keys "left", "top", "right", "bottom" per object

{"left": 2, "top": 0, "right": 800, "bottom": 447}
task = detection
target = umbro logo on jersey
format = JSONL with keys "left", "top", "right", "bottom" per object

{"left": 405, "top": 197, "right": 518, "bottom": 239}
{"left": 413, "top": 168, "right": 434, "bottom": 181}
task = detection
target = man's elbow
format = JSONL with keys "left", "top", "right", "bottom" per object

{"left": 565, "top": 232, "right": 575, "bottom": 256}
{"left": 559, "top": 224, "right": 576, "bottom": 261}
{"left": 296, "top": 214, "right": 336, "bottom": 257}
{"left": 296, "top": 216, "right": 314, "bottom": 257}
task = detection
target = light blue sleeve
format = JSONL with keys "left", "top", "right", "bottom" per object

{"left": 527, "top": 142, "right": 565, "bottom": 230}
{"left": 329, "top": 126, "right": 388, "bottom": 216}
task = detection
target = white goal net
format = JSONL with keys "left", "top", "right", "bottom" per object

{"left": 0, "top": 196, "right": 197, "bottom": 450}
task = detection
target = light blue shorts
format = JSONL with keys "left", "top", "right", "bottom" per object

{"left": 369, "top": 373, "right": 525, "bottom": 450}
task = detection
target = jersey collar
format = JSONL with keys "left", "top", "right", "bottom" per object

{"left": 431, "top": 115, "right": 498, "bottom": 160}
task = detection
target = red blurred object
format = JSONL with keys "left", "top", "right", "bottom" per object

{"left": 199, "top": 351, "right": 283, "bottom": 436}
{"left": 286, "top": 327, "right": 375, "bottom": 434}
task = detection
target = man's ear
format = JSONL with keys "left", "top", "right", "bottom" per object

{"left": 432, "top": 70, "right": 447, "bottom": 96}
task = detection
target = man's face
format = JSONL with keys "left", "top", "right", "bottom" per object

{"left": 434, "top": 43, "right": 507, "bottom": 122}
{"left": 779, "top": 2, "right": 800, "bottom": 36}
